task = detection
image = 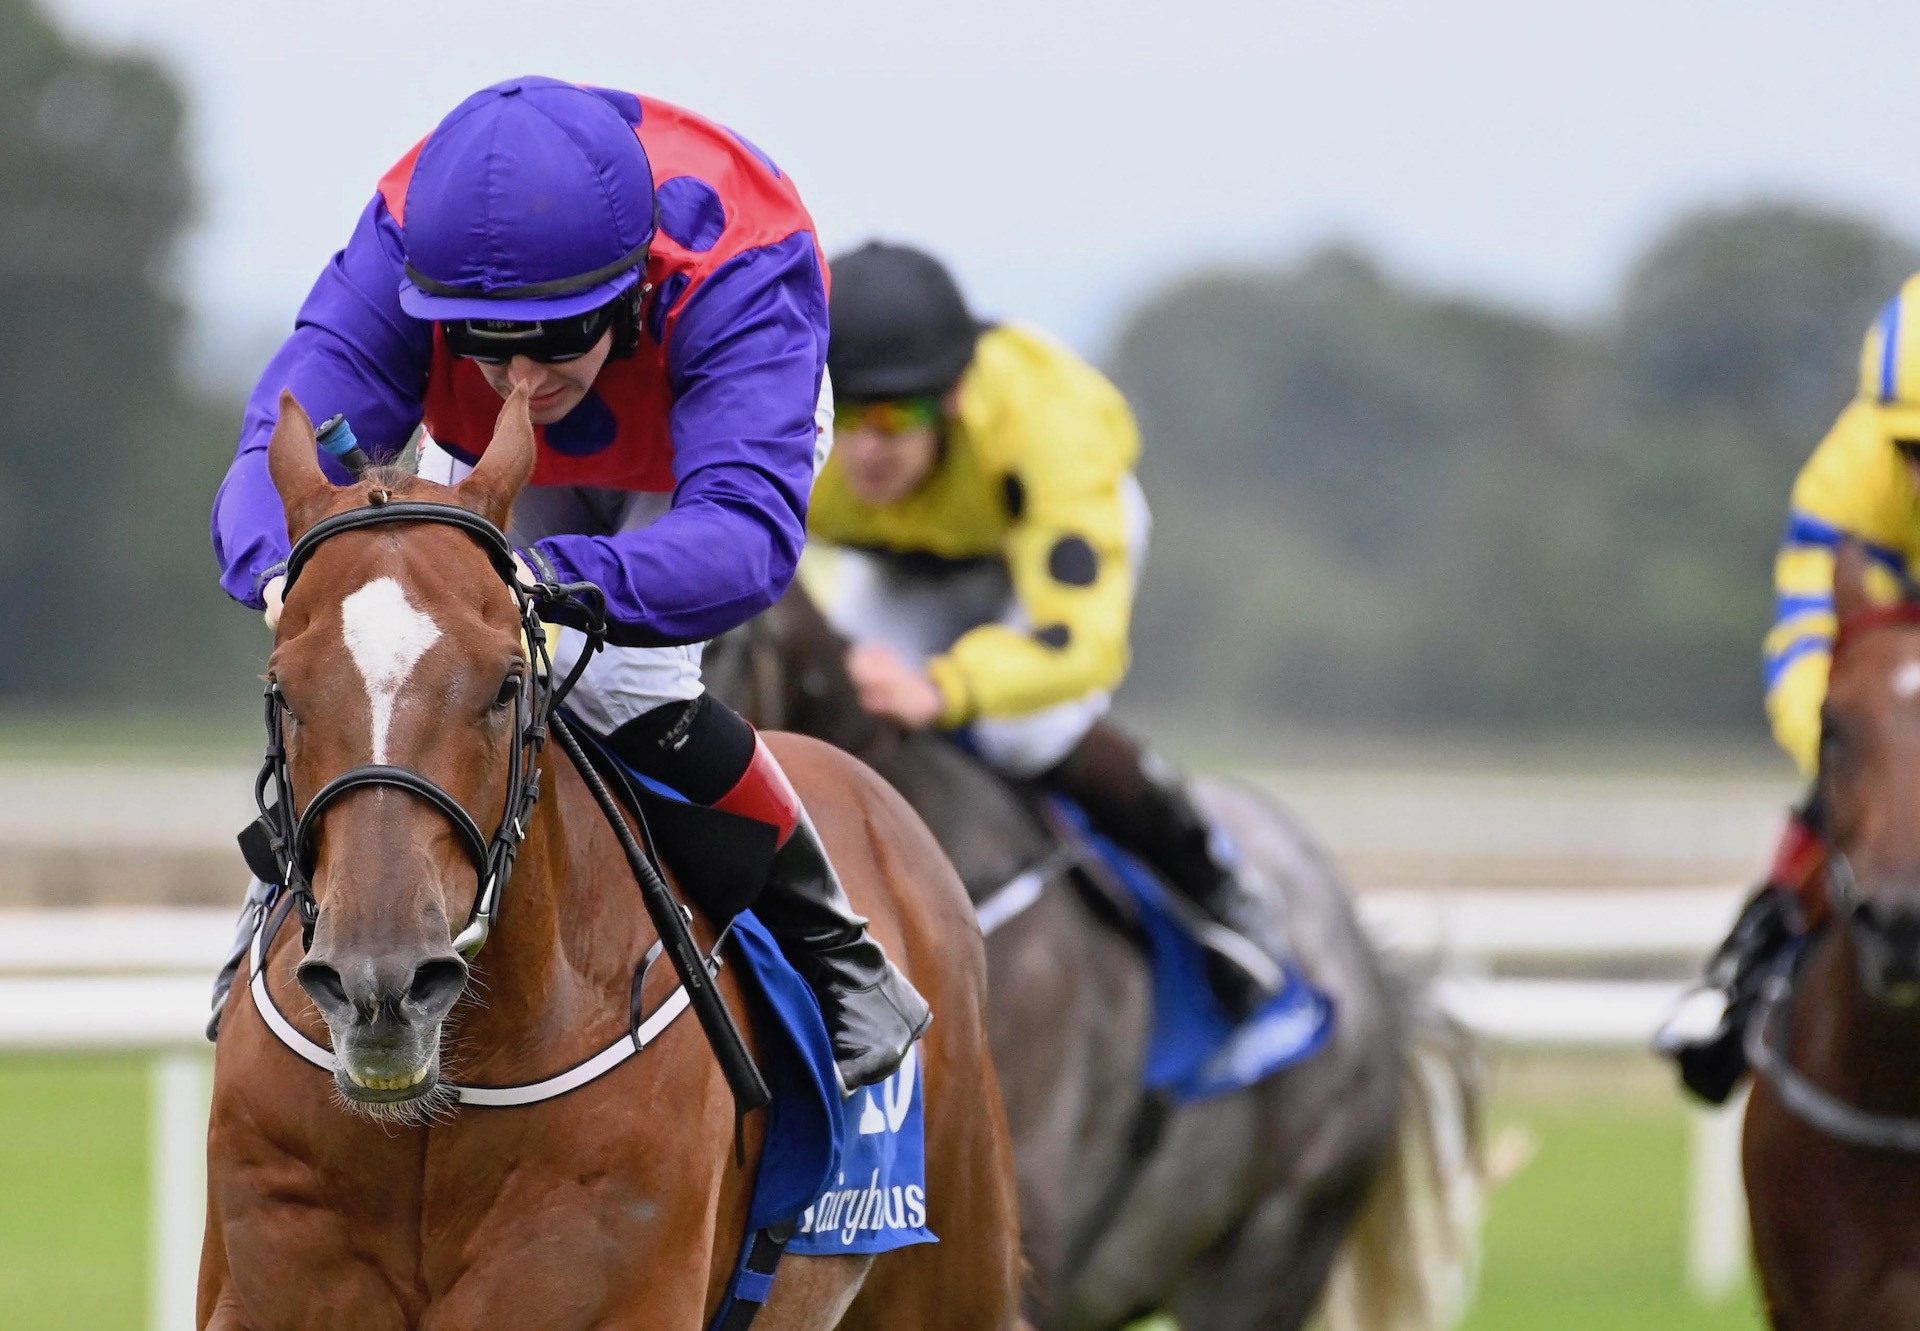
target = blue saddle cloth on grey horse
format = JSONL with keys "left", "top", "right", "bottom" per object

{"left": 1051, "top": 800, "right": 1336, "bottom": 1103}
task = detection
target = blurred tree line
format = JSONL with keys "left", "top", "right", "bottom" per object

{"left": 1113, "top": 206, "right": 1918, "bottom": 740}
{"left": 0, "top": 0, "right": 258, "bottom": 712}
{"left": 5, "top": 0, "right": 1918, "bottom": 746}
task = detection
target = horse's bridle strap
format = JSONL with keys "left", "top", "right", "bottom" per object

{"left": 1832, "top": 602, "right": 1920, "bottom": 661}
{"left": 295, "top": 765, "right": 493, "bottom": 875}
{"left": 285, "top": 500, "right": 518, "bottom": 591}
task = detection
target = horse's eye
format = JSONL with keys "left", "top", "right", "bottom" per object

{"left": 493, "top": 672, "right": 524, "bottom": 710}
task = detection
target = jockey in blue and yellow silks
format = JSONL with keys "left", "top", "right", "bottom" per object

{"left": 1660, "top": 273, "right": 1920, "bottom": 1103}
{"left": 806, "top": 242, "right": 1287, "bottom": 1016}
{"left": 207, "top": 78, "right": 928, "bottom": 1091}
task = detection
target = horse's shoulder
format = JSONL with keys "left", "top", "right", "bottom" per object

{"left": 766, "top": 731, "right": 956, "bottom": 876}
{"left": 764, "top": 730, "right": 891, "bottom": 805}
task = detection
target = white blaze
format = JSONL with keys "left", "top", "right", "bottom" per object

{"left": 1898, "top": 660, "right": 1920, "bottom": 702}
{"left": 340, "top": 577, "right": 442, "bottom": 763}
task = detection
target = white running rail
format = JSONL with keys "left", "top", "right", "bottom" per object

{"left": 0, "top": 892, "right": 1748, "bottom": 1327}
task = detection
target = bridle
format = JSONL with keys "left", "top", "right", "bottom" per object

{"left": 1814, "top": 596, "right": 1920, "bottom": 931}
{"left": 1829, "top": 599, "right": 1920, "bottom": 663}
{"left": 243, "top": 495, "right": 607, "bottom": 959}
{"left": 242, "top": 489, "right": 772, "bottom": 1117}
{"left": 1742, "top": 595, "right": 1920, "bottom": 1151}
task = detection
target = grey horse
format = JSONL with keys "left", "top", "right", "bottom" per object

{"left": 707, "top": 589, "right": 1483, "bottom": 1330}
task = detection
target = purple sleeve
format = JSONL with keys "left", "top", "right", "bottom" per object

{"left": 533, "top": 232, "right": 828, "bottom": 647}
{"left": 210, "top": 194, "right": 432, "bottom": 607}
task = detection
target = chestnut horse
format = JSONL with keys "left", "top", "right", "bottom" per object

{"left": 198, "top": 391, "right": 1025, "bottom": 1329}
{"left": 1745, "top": 543, "right": 1920, "bottom": 1329}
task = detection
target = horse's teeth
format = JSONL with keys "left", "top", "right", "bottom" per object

{"left": 347, "top": 1065, "right": 431, "bottom": 1091}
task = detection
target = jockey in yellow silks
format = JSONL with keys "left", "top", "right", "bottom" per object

{"left": 1661, "top": 272, "right": 1920, "bottom": 1102}
{"left": 806, "top": 241, "right": 1285, "bottom": 1015}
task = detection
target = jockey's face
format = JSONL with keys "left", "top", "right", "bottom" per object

{"left": 838, "top": 420, "right": 939, "bottom": 506}
{"left": 476, "top": 330, "right": 615, "bottom": 425}
{"left": 835, "top": 399, "right": 943, "bottom": 506}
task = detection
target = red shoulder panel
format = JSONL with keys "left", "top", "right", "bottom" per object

{"left": 376, "top": 137, "right": 426, "bottom": 227}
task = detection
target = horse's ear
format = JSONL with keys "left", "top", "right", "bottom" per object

{"left": 1833, "top": 540, "right": 1883, "bottom": 622}
{"left": 455, "top": 386, "right": 536, "bottom": 529}
{"left": 267, "top": 390, "right": 335, "bottom": 540}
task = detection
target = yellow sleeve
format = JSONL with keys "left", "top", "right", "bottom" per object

{"left": 1766, "top": 651, "right": 1828, "bottom": 780}
{"left": 1764, "top": 403, "right": 1916, "bottom": 775}
{"left": 927, "top": 361, "right": 1142, "bottom": 725}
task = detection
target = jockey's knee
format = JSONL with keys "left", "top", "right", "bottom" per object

{"left": 607, "top": 693, "right": 758, "bottom": 802}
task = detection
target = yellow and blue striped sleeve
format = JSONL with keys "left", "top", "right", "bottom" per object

{"left": 1764, "top": 404, "right": 1917, "bottom": 774}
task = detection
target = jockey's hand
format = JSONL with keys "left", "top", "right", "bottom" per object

{"left": 847, "top": 643, "right": 945, "bottom": 729}
{"left": 262, "top": 575, "right": 287, "bottom": 632}
{"left": 508, "top": 551, "right": 557, "bottom": 671}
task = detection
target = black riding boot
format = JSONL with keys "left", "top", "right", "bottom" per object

{"left": 1656, "top": 884, "right": 1799, "bottom": 1105}
{"left": 1656, "top": 803, "right": 1822, "bottom": 1105}
{"left": 609, "top": 695, "right": 930, "bottom": 1093}
{"left": 754, "top": 810, "right": 933, "bottom": 1091}
{"left": 206, "top": 876, "right": 276, "bottom": 1041}
{"left": 1045, "top": 720, "right": 1286, "bottom": 1017}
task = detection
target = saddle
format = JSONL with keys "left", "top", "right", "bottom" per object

{"left": 981, "top": 783, "right": 1334, "bottom": 1105}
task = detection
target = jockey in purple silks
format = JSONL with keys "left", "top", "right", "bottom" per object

{"left": 207, "top": 76, "right": 928, "bottom": 1091}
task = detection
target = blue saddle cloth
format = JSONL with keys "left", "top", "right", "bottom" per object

{"left": 1051, "top": 801, "right": 1336, "bottom": 1103}
{"left": 726, "top": 912, "right": 937, "bottom": 1256}
{"left": 589, "top": 735, "right": 933, "bottom": 1260}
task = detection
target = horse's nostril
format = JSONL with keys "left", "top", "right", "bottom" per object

{"left": 408, "top": 955, "right": 469, "bottom": 1018}
{"left": 296, "top": 960, "right": 350, "bottom": 1016}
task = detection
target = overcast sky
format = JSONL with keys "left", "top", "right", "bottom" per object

{"left": 41, "top": 0, "right": 1920, "bottom": 381}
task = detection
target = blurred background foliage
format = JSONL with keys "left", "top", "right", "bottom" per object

{"left": 0, "top": 0, "right": 258, "bottom": 712}
{"left": 1114, "top": 210, "right": 1917, "bottom": 739}
{"left": 5, "top": 0, "right": 1918, "bottom": 749}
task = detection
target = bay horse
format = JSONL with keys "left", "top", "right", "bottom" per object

{"left": 1745, "top": 542, "right": 1920, "bottom": 1329}
{"left": 199, "top": 390, "right": 1026, "bottom": 1329}
{"left": 705, "top": 586, "right": 1484, "bottom": 1331}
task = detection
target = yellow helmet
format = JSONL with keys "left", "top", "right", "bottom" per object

{"left": 1858, "top": 274, "right": 1920, "bottom": 436}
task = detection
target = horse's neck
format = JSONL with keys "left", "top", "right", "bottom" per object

{"left": 451, "top": 758, "right": 652, "bottom": 1058}
{"left": 779, "top": 636, "right": 1056, "bottom": 893}
{"left": 1802, "top": 934, "right": 1920, "bottom": 1108}
{"left": 866, "top": 733, "right": 1055, "bottom": 900}
{"left": 796, "top": 688, "right": 899, "bottom": 768}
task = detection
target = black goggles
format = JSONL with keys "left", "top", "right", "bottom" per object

{"left": 443, "top": 300, "right": 619, "bottom": 365}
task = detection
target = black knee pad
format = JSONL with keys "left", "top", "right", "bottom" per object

{"left": 607, "top": 694, "right": 757, "bottom": 804}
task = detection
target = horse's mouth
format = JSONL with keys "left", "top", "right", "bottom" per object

{"left": 331, "top": 1044, "right": 442, "bottom": 1105}
{"left": 342, "top": 1062, "right": 436, "bottom": 1096}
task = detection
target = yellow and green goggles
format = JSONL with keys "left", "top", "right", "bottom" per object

{"left": 835, "top": 396, "right": 941, "bottom": 435}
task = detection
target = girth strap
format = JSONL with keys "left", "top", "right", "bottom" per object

{"left": 706, "top": 1226, "right": 793, "bottom": 1331}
